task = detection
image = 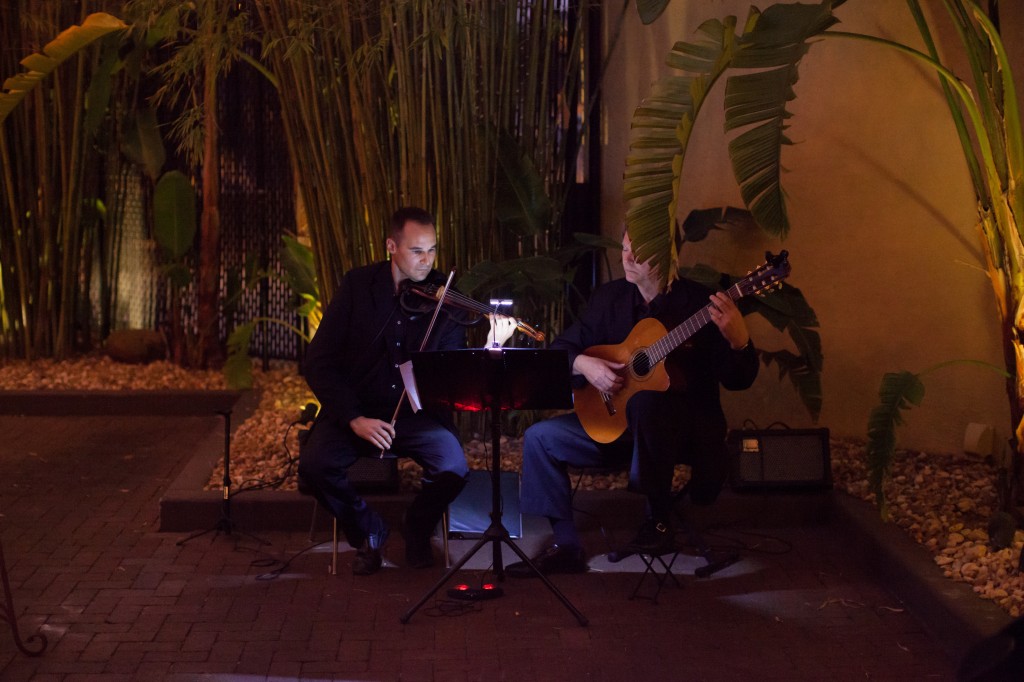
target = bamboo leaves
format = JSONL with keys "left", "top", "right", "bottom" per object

{"left": 256, "top": 0, "right": 587, "bottom": 318}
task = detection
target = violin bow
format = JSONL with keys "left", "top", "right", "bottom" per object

{"left": 379, "top": 269, "right": 457, "bottom": 457}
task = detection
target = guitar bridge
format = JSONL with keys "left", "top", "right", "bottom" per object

{"left": 600, "top": 391, "right": 616, "bottom": 417}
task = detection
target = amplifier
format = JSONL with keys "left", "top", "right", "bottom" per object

{"left": 727, "top": 428, "right": 832, "bottom": 491}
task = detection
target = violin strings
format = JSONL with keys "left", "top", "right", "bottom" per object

{"left": 441, "top": 288, "right": 492, "bottom": 314}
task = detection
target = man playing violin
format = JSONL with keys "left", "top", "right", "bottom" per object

{"left": 300, "top": 206, "right": 515, "bottom": 575}
{"left": 507, "top": 231, "right": 759, "bottom": 577}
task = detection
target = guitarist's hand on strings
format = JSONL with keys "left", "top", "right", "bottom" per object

{"left": 708, "top": 291, "right": 751, "bottom": 350}
{"left": 574, "top": 354, "right": 626, "bottom": 395}
{"left": 350, "top": 416, "right": 396, "bottom": 451}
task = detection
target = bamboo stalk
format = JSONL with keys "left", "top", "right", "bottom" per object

{"left": 257, "top": 0, "right": 586, "bottom": 339}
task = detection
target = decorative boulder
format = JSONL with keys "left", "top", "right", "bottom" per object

{"left": 106, "top": 329, "right": 167, "bottom": 364}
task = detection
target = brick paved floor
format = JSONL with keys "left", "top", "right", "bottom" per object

{"left": 0, "top": 413, "right": 962, "bottom": 680}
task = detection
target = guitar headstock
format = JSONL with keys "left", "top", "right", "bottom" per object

{"left": 737, "top": 250, "right": 791, "bottom": 297}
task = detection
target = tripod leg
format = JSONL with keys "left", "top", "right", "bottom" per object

{"left": 496, "top": 534, "right": 588, "bottom": 626}
{"left": 400, "top": 519, "right": 588, "bottom": 626}
{"left": 400, "top": 533, "right": 495, "bottom": 623}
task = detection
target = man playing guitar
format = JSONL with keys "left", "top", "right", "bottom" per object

{"left": 507, "top": 231, "right": 759, "bottom": 576}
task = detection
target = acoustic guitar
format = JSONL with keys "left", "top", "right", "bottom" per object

{"left": 574, "top": 251, "right": 791, "bottom": 443}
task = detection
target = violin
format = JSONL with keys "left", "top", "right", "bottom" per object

{"left": 399, "top": 280, "right": 545, "bottom": 342}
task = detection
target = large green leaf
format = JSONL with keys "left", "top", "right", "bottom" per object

{"left": 866, "top": 371, "right": 925, "bottom": 518}
{"left": 121, "top": 107, "right": 167, "bottom": 183}
{"left": 624, "top": 17, "right": 739, "bottom": 285}
{"left": 681, "top": 206, "right": 758, "bottom": 242}
{"left": 0, "top": 12, "right": 127, "bottom": 124}
{"left": 676, "top": 261, "right": 823, "bottom": 422}
{"left": 153, "top": 171, "right": 197, "bottom": 262}
{"left": 280, "top": 235, "right": 319, "bottom": 302}
{"left": 224, "top": 323, "right": 256, "bottom": 390}
{"left": 759, "top": 348, "right": 822, "bottom": 421}
{"left": 636, "top": 0, "right": 672, "bottom": 26}
{"left": 625, "top": 2, "right": 841, "bottom": 276}
{"left": 458, "top": 256, "right": 565, "bottom": 302}
{"left": 82, "top": 32, "right": 121, "bottom": 139}
{"left": 494, "top": 130, "right": 552, "bottom": 237}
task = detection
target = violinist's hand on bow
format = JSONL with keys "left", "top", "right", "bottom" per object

{"left": 350, "top": 416, "right": 395, "bottom": 451}
{"left": 487, "top": 314, "right": 517, "bottom": 347}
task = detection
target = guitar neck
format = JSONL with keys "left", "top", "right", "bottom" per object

{"left": 647, "top": 282, "right": 743, "bottom": 365}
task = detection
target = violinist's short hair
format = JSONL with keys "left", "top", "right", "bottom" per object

{"left": 390, "top": 206, "right": 435, "bottom": 240}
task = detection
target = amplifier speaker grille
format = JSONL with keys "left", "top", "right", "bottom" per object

{"left": 728, "top": 428, "right": 832, "bottom": 490}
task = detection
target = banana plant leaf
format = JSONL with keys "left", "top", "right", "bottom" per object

{"left": 153, "top": 171, "right": 197, "bottom": 263}
{"left": 625, "top": 2, "right": 842, "bottom": 283}
{"left": 458, "top": 255, "right": 566, "bottom": 304}
{"left": 623, "top": 18, "right": 738, "bottom": 285}
{"left": 678, "top": 261, "right": 823, "bottom": 422}
{"left": 681, "top": 206, "right": 759, "bottom": 242}
{"left": 494, "top": 130, "right": 552, "bottom": 237}
{"left": 121, "top": 107, "right": 167, "bottom": 183}
{"left": 866, "top": 371, "right": 925, "bottom": 519}
{"left": 0, "top": 12, "right": 127, "bottom": 124}
{"left": 280, "top": 235, "right": 318, "bottom": 303}
{"left": 636, "top": 0, "right": 671, "bottom": 26}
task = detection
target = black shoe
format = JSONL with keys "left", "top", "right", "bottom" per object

{"left": 507, "top": 544, "right": 588, "bottom": 578}
{"left": 352, "top": 543, "right": 382, "bottom": 576}
{"left": 355, "top": 505, "right": 389, "bottom": 551}
{"left": 403, "top": 511, "right": 437, "bottom": 569}
{"left": 404, "top": 522, "right": 434, "bottom": 570}
{"left": 351, "top": 511, "right": 389, "bottom": 576}
{"left": 405, "top": 539, "right": 434, "bottom": 569}
{"left": 625, "top": 519, "right": 675, "bottom": 555}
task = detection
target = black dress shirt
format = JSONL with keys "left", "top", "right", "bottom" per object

{"left": 303, "top": 261, "right": 467, "bottom": 428}
{"left": 552, "top": 276, "right": 758, "bottom": 422}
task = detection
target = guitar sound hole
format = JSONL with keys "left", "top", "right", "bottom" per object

{"left": 631, "top": 351, "right": 651, "bottom": 377}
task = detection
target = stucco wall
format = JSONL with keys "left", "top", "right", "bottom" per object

{"left": 599, "top": 0, "right": 1018, "bottom": 455}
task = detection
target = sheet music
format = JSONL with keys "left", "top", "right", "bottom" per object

{"left": 399, "top": 360, "right": 422, "bottom": 412}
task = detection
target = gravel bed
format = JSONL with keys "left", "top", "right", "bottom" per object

{"left": 0, "top": 355, "right": 1020, "bottom": 618}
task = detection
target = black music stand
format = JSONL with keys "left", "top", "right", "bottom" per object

{"left": 399, "top": 348, "right": 588, "bottom": 626}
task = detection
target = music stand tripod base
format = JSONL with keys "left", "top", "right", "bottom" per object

{"left": 176, "top": 409, "right": 270, "bottom": 547}
{"left": 400, "top": 349, "right": 587, "bottom": 626}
